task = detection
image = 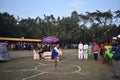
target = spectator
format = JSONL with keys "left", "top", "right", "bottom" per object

{"left": 88, "top": 42, "right": 93, "bottom": 59}
{"left": 111, "top": 36, "right": 120, "bottom": 79}
{"left": 83, "top": 42, "right": 88, "bottom": 59}
{"left": 38, "top": 44, "right": 47, "bottom": 59}
{"left": 78, "top": 41, "right": 83, "bottom": 59}
{"left": 93, "top": 42, "right": 99, "bottom": 61}
{"left": 104, "top": 43, "right": 112, "bottom": 64}
{"left": 46, "top": 44, "right": 50, "bottom": 51}
{"left": 100, "top": 43, "right": 106, "bottom": 64}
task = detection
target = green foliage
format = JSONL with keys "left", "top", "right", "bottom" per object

{"left": 0, "top": 10, "right": 120, "bottom": 44}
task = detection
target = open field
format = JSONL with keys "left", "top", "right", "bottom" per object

{"left": 0, "top": 49, "right": 118, "bottom": 80}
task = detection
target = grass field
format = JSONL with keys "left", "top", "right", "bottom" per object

{"left": 0, "top": 49, "right": 118, "bottom": 80}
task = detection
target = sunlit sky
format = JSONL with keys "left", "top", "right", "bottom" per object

{"left": 0, "top": 0, "right": 120, "bottom": 19}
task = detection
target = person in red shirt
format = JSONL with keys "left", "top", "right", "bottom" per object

{"left": 93, "top": 42, "right": 99, "bottom": 61}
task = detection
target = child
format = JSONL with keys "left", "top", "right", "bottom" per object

{"left": 100, "top": 44, "right": 105, "bottom": 64}
{"left": 78, "top": 41, "right": 83, "bottom": 59}
{"left": 93, "top": 42, "right": 99, "bottom": 61}
{"left": 83, "top": 42, "right": 88, "bottom": 59}
{"left": 88, "top": 42, "right": 93, "bottom": 59}
{"left": 51, "top": 43, "right": 62, "bottom": 70}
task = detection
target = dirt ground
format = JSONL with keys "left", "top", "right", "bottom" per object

{"left": 0, "top": 49, "right": 119, "bottom": 80}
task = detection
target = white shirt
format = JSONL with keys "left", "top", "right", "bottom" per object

{"left": 78, "top": 43, "right": 83, "bottom": 50}
{"left": 84, "top": 44, "right": 88, "bottom": 50}
{"left": 54, "top": 47, "right": 62, "bottom": 55}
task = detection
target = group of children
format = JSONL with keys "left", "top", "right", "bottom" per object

{"left": 78, "top": 42, "right": 99, "bottom": 61}
{"left": 100, "top": 43, "right": 113, "bottom": 64}
{"left": 78, "top": 34, "right": 120, "bottom": 79}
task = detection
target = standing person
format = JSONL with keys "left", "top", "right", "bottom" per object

{"left": 100, "top": 43, "right": 106, "bottom": 64}
{"left": 83, "top": 42, "right": 88, "bottom": 59}
{"left": 106, "top": 43, "right": 112, "bottom": 64}
{"left": 93, "top": 42, "right": 99, "bottom": 61}
{"left": 100, "top": 44, "right": 104, "bottom": 57}
{"left": 111, "top": 36, "right": 120, "bottom": 79}
{"left": 78, "top": 41, "right": 84, "bottom": 59}
{"left": 88, "top": 42, "right": 93, "bottom": 59}
{"left": 51, "top": 43, "right": 62, "bottom": 70}
{"left": 11, "top": 43, "right": 14, "bottom": 50}
{"left": 104, "top": 43, "right": 112, "bottom": 64}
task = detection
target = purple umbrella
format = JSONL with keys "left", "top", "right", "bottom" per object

{"left": 41, "top": 36, "right": 59, "bottom": 43}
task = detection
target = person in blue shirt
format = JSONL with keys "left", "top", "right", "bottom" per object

{"left": 52, "top": 43, "right": 62, "bottom": 70}
{"left": 111, "top": 35, "right": 120, "bottom": 79}
{"left": 111, "top": 37, "right": 118, "bottom": 55}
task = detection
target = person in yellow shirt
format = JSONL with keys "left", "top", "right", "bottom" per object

{"left": 104, "top": 43, "right": 112, "bottom": 64}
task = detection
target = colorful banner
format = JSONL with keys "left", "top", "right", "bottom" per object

{"left": 0, "top": 43, "right": 9, "bottom": 61}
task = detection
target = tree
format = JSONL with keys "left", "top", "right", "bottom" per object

{"left": 114, "top": 10, "right": 120, "bottom": 25}
{"left": 0, "top": 10, "right": 119, "bottom": 44}
{"left": 78, "top": 13, "right": 89, "bottom": 43}
{"left": 0, "top": 12, "right": 20, "bottom": 37}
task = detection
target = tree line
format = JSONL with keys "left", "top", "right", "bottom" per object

{"left": 0, "top": 10, "right": 120, "bottom": 44}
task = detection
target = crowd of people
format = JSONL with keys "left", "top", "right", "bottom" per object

{"left": 1, "top": 34, "right": 120, "bottom": 78}
{"left": 7, "top": 42, "right": 41, "bottom": 50}
{"left": 78, "top": 42, "right": 99, "bottom": 61}
{"left": 78, "top": 34, "right": 120, "bottom": 79}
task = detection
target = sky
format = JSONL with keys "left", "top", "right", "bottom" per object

{"left": 0, "top": 0, "right": 120, "bottom": 19}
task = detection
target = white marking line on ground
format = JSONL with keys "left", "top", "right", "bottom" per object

{"left": 78, "top": 72, "right": 89, "bottom": 75}
{"left": 35, "top": 64, "right": 83, "bottom": 75}
{"left": 22, "top": 72, "right": 45, "bottom": 80}
{"left": 4, "top": 69, "right": 35, "bottom": 72}
{"left": 36, "top": 62, "right": 47, "bottom": 65}
{"left": 2, "top": 62, "right": 88, "bottom": 80}
{"left": 72, "top": 65, "right": 81, "bottom": 73}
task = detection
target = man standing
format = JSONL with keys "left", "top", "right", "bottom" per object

{"left": 78, "top": 41, "right": 83, "bottom": 59}
{"left": 112, "top": 35, "right": 120, "bottom": 79}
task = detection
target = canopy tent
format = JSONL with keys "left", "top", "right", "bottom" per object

{"left": 0, "top": 37, "right": 41, "bottom": 42}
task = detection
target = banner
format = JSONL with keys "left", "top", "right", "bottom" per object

{"left": 0, "top": 43, "right": 9, "bottom": 61}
